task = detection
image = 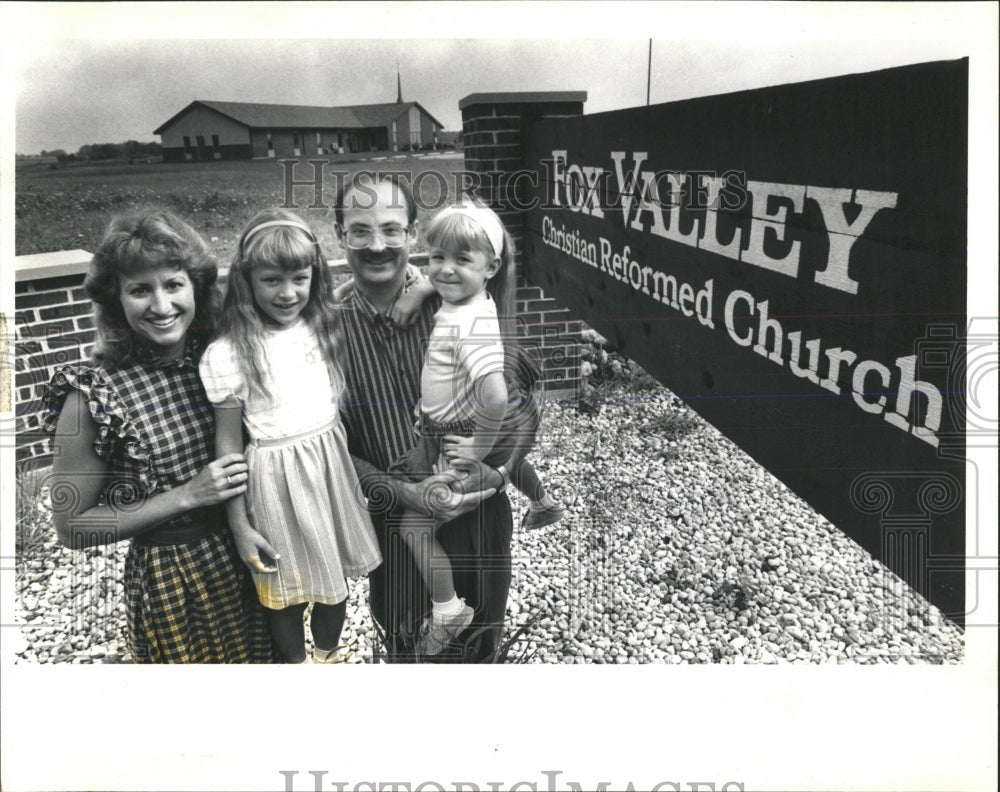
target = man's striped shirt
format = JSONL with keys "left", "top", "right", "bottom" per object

{"left": 338, "top": 267, "right": 439, "bottom": 472}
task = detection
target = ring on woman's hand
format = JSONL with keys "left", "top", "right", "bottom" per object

{"left": 227, "top": 475, "right": 233, "bottom": 485}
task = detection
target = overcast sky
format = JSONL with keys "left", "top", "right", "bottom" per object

{"left": 9, "top": 3, "right": 982, "bottom": 154}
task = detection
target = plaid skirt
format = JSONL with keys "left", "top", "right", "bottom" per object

{"left": 123, "top": 524, "right": 278, "bottom": 663}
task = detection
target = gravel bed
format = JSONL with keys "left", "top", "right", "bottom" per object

{"left": 503, "top": 384, "right": 963, "bottom": 664}
{"left": 13, "top": 380, "right": 964, "bottom": 665}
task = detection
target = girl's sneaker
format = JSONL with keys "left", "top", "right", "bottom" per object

{"left": 521, "top": 501, "right": 566, "bottom": 530}
{"left": 313, "top": 645, "right": 344, "bottom": 664}
{"left": 416, "top": 602, "right": 474, "bottom": 656}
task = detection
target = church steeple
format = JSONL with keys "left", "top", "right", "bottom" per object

{"left": 396, "top": 64, "right": 403, "bottom": 103}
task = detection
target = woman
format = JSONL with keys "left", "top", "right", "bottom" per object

{"left": 43, "top": 209, "right": 277, "bottom": 663}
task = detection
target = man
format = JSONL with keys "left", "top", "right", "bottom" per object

{"left": 334, "top": 172, "right": 529, "bottom": 662}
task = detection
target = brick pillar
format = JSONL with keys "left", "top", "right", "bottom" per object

{"left": 13, "top": 252, "right": 95, "bottom": 466}
{"left": 459, "top": 92, "right": 587, "bottom": 398}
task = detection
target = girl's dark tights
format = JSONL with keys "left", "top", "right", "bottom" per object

{"left": 265, "top": 600, "right": 347, "bottom": 663}
{"left": 310, "top": 600, "right": 347, "bottom": 653}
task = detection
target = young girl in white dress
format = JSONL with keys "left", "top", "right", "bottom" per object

{"left": 200, "top": 209, "right": 381, "bottom": 663}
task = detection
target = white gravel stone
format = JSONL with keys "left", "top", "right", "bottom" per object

{"left": 15, "top": 373, "right": 965, "bottom": 665}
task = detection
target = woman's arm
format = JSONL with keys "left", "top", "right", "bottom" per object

{"left": 50, "top": 390, "right": 249, "bottom": 549}
{"left": 213, "top": 400, "right": 278, "bottom": 573}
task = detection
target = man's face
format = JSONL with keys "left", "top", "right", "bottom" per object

{"left": 339, "top": 180, "right": 414, "bottom": 292}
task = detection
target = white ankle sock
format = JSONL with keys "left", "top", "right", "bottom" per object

{"left": 534, "top": 493, "right": 557, "bottom": 509}
{"left": 432, "top": 594, "right": 464, "bottom": 617}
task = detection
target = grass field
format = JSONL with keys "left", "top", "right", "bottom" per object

{"left": 15, "top": 153, "right": 467, "bottom": 261}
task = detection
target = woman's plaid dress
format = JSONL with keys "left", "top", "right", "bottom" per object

{"left": 43, "top": 339, "right": 277, "bottom": 663}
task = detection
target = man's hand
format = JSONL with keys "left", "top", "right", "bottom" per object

{"left": 447, "top": 458, "right": 504, "bottom": 493}
{"left": 400, "top": 468, "right": 497, "bottom": 522}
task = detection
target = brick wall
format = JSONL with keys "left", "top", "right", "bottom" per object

{"left": 15, "top": 252, "right": 95, "bottom": 465}
{"left": 12, "top": 255, "right": 399, "bottom": 468}
{"left": 458, "top": 92, "right": 587, "bottom": 396}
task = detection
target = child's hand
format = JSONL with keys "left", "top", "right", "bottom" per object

{"left": 442, "top": 433, "right": 479, "bottom": 462}
{"left": 232, "top": 525, "right": 280, "bottom": 574}
{"left": 332, "top": 279, "right": 353, "bottom": 302}
{"left": 389, "top": 288, "right": 425, "bottom": 326}
{"left": 432, "top": 453, "right": 467, "bottom": 480}
{"left": 389, "top": 274, "right": 435, "bottom": 326}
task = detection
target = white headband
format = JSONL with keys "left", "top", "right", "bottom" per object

{"left": 435, "top": 203, "right": 505, "bottom": 256}
{"left": 241, "top": 219, "right": 316, "bottom": 249}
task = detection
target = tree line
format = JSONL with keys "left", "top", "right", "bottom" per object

{"left": 37, "top": 140, "right": 163, "bottom": 162}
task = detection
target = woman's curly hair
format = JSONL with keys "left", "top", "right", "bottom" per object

{"left": 85, "top": 209, "right": 220, "bottom": 366}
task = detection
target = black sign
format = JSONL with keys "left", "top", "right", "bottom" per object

{"left": 523, "top": 59, "right": 968, "bottom": 622}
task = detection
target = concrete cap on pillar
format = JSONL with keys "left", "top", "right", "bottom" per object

{"left": 459, "top": 91, "right": 587, "bottom": 110}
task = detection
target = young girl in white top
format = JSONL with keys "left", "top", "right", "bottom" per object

{"left": 391, "top": 201, "right": 562, "bottom": 656}
{"left": 200, "top": 209, "right": 381, "bottom": 663}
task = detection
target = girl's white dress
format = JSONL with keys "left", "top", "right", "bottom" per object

{"left": 200, "top": 319, "right": 381, "bottom": 609}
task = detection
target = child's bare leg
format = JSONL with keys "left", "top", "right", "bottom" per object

{"left": 311, "top": 600, "right": 347, "bottom": 663}
{"left": 265, "top": 602, "right": 309, "bottom": 663}
{"left": 399, "top": 508, "right": 456, "bottom": 603}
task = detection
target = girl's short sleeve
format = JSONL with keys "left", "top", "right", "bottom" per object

{"left": 459, "top": 313, "right": 505, "bottom": 383}
{"left": 199, "top": 338, "right": 247, "bottom": 405}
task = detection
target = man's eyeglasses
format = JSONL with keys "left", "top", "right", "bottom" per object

{"left": 342, "top": 224, "right": 411, "bottom": 249}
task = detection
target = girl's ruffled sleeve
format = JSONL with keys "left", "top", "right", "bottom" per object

{"left": 199, "top": 338, "right": 247, "bottom": 405}
{"left": 41, "top": 365, "right": 155, "bottom": 491}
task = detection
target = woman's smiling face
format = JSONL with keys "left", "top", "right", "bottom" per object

{"left": 118, "top": 265, "right": 196, "bottom": 359}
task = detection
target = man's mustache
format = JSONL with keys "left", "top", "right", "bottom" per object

{"left": 357, "top": 251, "right": 398, "bottom": 264}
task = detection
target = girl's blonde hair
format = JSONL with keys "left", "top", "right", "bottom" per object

{"left": 424, "top": 202, "right": 517, "bottom": 340}
{"left": 218, "top": 209, "right": 342, "bottom": 401}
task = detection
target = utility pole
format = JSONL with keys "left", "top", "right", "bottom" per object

{"left": 647, "top": 39, "right": 652, "bottom": 105}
